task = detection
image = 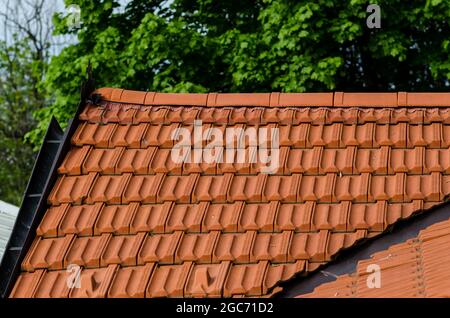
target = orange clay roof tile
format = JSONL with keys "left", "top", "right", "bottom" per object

{"left": 298, "top": 216, "right": 450, "bottom": 298}
{"left": 94, "top": 89, "right": 450, "bottom": 107}
{"left": 11, "top": 88, "right": 450, "bottom": 298}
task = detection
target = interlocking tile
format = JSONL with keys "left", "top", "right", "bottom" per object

{"left": 134, "top": 106, "right": 168, "bottom": 124}
{"left": 9, "top": 270, "right": 45, "bottom": 298}
{"left": 142, "top": 123, "right": 180, "bottom": 148}
{"left": 213, "top": 231, "right": 257, "bottom": 263}
{"left": 58, "top": 146, "right": 91, "bottom": 175}
{"left": 216, "top": 147, "right": 260, "bottom": 175}
{"left": 293, "top": 109, "right": 324, "bottom": 124}
{"left": 288, "top": 231, "right": 330, "bottom": 262}
{"left": 100, "top": 232, "right": 146, "bottom": 266}
{"left": 150, "top": 148, "right": 181, "bottom": 174}
{"left": 165, "top": 202, "right": 208, "bottom": 233}
{"left": 109, "top": 124, "right": 147, "bottom": 148}
{"left": 48, "top": 173, "right": 97, "bottom": 205}
{"left": 202, "top": 202, "right": 243, "bottom": 233}
{"left": 82, "top": 148, "right": 124, "bottom": 174}
{"left": 70, "top": 265, "right": 118, "bottom": 298}
{"left": 389, "top": 148, "right": 423, "bottom": 174}
{"left": 297, "top": 173, "right": 338, "bottom": 202}
{"left": 122, "top": 174, "right": 165, "bottom": 203}
{"left": 358, "top": 108, "right": 390, "bottom": 124}
{"left": 193, "top": 174, "right": 232, "bottom": 203}
{"left": 348, "top": 201, "right": 386, "bottom": 231}
{"left": 391, "top": 108, "right": 422, "bottom": 123}
{"left": 263, "top": 261, "right": 306, "bottom": 294}
{"left": 334, "top": 174, "right": 370, "bottom": 202}
{"left": 423, "top": 108, "right": 450, "bottom": 123}
{"left": 138, "top": 232, "right": 183, "bottom": 265}
{"left": 424, "top": 149, "right": 450, "bottom": 173}
{"left": 223, "top": 261, "right": 269, "bottom": 297}
{"left": 279, "top": 124, "right": 310, "bottom": 147}
{"left": 228, "top": 175, "right": 267, "bottom": 202}
{"left": 341, "top": 123, "right": 375, "bottom": 148}
{"left": 238, "top": 202, "right": 279, "bottom": 232}
{"left": 33, "top": 270, "right": 71, "bottom": 298}
{"left": 175, "top": 231, "right": 220, "bottom": 263}
{"left": 251, "top": 231, "right": 292, "bottom": 263}
{"left": 264, "top": 175, "right": 301, "bottom": 202}
{"left": 146, "top": 262, "right": 192, "bottom": 297}
{"left": 79, "top": 103, "right": 105, "bottom": 122}
{"left": 158, "top": 174, "right": 199, "bottom": 203}
{"left": 185, "top": 262, "right": 230, "bottom": 297}
{"left": 58, "top": 203, "right": 103, "bottom": 237}
{"left": 37, "top": 204, "right": 70, "bottom": 237}
{"left": 299, "top": 217, "right": 450, "bottom": 298}
{"left": 108, "top": 263, "right": 155, "bottom": 298}
{"left": 274, "top": 202, "right": 315, "bottom": 232}
{"left": 13, "top": 90, "right": 450, "bottom": 299}
{"left": 87, "top": 174, "right": 132, "bottom": 204}
{"left": 311, "top": 202, "right": 350, "bottom": 231}
{"left": 116, "top": 147, "right": 157, "bottom": 174}
{"left": 101, "top": 104, "right": 137, "bottom": 124}
{"left": 355, "top": 147, "right": 389, "bottom": 174}
{"left": 198, "top": 108, "right": 230, "bottom": 124}
{"left": 64, "top": 234, "right": 111, "bottom": 268}
{"left": 129, "top": 202, "right": 173, "bottom": 234}
{"left": 22, "top": 235, "right": 75, "bottom": 271}
{"left": 319, "top": 148, "right": 353, "bottom": 174}
{"left": 72, "top": 122, "right": 117, "bottom": 147}
{"left": 94, "top": 203, "right": 138, "bottom": 235}
{"left": 166, "top": 107, "right": 199, "bottom": 124}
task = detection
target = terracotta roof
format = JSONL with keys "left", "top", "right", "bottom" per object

{"left": 298, "top": 216, "right": 450, "bottom": 298}
{"left": 93, "top": 88, "right": 450, "bottom": 107}
{"left": 9, "top": 88, "right": 450, "bottom": 298}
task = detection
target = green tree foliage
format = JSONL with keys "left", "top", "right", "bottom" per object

{"left": 0, "top": 39, "right": 45, "bottom": 205}
{"left": 0, "top": 0, "right": 54, "bottom": 204}
{"left": 29, "top": 0, "right": 450, "bottom": 146}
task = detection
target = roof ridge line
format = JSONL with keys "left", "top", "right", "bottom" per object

{"left": 93, "top": 88, "right": 450, "bottom": 107}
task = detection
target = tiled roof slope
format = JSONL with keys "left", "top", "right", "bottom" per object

{"left": 298, "top": 217, "right": 450, "bottom": 297}
{"left": 9, "top": 89, "right": 450, "bottom": 298}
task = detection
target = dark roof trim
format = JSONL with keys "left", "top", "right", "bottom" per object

{"left": 0, "top": 66, "right": 95, "bottom": 298}
{"left": 278, "top": 200, "right": 450, "bottom": 298}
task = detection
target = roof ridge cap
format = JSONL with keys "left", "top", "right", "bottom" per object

{"left": 93, "top": 88, "right": 450, "bottom": 107}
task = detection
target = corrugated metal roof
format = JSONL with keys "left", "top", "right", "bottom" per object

{"left": 0, "top": 200, "right": 19, "bottom": 260}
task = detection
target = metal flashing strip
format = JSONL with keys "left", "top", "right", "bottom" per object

{"left": 0, "top": 66, "right": 95, "bottom": 298}
{"left": 279, "top": 200, "right": 450, "bottom": 298}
